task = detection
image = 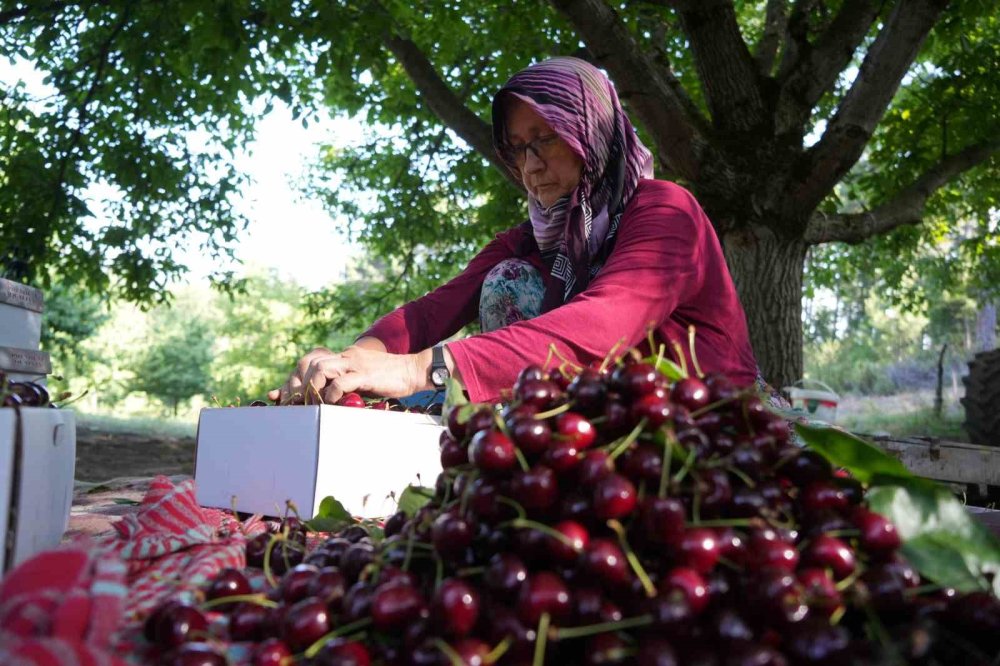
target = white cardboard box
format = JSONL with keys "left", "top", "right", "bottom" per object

{"left": 0, "top": 345, "right": 52, "bottom": 385}
{"left": 0, "top": 278, "right": 44, "bottom": 352}
{"left": 194, "top": 406, "right": 444, "bottom": 519}
{"left": 0, "top": 407, "right": 76, "bottom": 573}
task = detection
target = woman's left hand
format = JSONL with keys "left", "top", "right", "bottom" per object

{"left": 303, "top": 346, "right": 425, "bottom": 405}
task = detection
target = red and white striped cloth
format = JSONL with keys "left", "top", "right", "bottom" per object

{"left": 0, "top": 475, "right": 267, "bottom": 665}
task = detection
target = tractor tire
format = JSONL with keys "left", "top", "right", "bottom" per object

{"left": 962, "top": 349, "right": 1000, "bottom": 446}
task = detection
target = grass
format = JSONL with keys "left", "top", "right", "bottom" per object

{"left": 76, "top": 411, "right": 198, "bottom": 439}
{"left": 836, "top": 390, "right": 968, "bottom": 442}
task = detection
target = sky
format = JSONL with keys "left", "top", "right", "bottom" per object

{"left": 2, "top": 57, "right": 361, "bottom": 292}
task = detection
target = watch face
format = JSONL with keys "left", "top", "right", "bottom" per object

{"left": 432, "top": 368, "right": 449, "bottom": 386}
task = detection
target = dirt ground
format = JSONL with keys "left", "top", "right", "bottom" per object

{"left": 75, "top": 425, "right": 196, "bottom": 482}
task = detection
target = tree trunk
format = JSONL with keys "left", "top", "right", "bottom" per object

{"left": 975, "top": 300, "right": 997, "bottom": 353}
{"left": 721, "top": 226, "right": 807, "bottom": 393}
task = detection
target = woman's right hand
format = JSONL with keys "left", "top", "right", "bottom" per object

{"left": 267, "top": 337, "right": 388, "bottom": 405}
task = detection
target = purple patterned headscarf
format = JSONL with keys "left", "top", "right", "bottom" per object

{"left": 492, "top": 56, "right": 654, "bottom": 311}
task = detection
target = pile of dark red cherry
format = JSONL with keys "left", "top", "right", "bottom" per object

{"left": 0, "top": 371, "right": 53, "bottom": 407}
{"left": 147, "top": 360, "right": 1000, "bottom": 665}
{"left": 252, "top": 390, "right": 442, "bottom": 415}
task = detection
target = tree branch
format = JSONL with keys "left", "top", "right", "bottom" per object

{"left": 379, "top": 31, "right": 522, "bottom": 190}
{"left": 753, "top": 0, "right": 788, "bottom": 77}
{"left": 804, "top": 138, "right": 1000, "bottom": 244}
{"left": 667, "top": 0, "right": 768, "bottom": 133}
{"left": 788, "top": 0, "right": 950, "bottom": 216}
{"left": 773, "top": 0, "right": 881, "bottom": 135}
{"left": 548, "top": 0, "right": 708, "bottom": 181}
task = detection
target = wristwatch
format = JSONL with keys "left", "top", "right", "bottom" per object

{"left": 430, "top": 344, "right": 450, "bottom": 389}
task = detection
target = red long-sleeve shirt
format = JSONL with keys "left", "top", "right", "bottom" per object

{"left": 361, "top": 179, "right": 758, "bottom": 402}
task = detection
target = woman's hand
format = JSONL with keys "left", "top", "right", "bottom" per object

{"left": 267, "top": 345, "right": 425, "bottom": 405}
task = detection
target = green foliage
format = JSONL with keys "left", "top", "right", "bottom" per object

{"left": 130, "top": 313, "right": 214, "bottom": 415}
{"left": 40, "top": 280, "right": 109, "bottom": 378}
{"left": 797, "top": 422, "right": 1000, "bottom": 594}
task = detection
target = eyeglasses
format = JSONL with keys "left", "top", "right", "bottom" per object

{"left": 504, "top": 134, "right": 561, "bottom": 166}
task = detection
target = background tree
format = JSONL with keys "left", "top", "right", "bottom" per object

{"left": 3, "top": 0, "right": 998, "bottom": 389}
{"left": 130, "top": 315, "right": 214, "bottom": 416}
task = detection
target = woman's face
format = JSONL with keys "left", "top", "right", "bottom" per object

{"left": 504, "top": 99, "right": 584, "bottom": 208}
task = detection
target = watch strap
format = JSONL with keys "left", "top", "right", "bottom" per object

{"left": 430, "top": 345, "right": 449, "bottom": 388}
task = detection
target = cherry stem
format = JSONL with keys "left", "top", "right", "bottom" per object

{"left": 669, "top": 340, "right": 688, "bottom": 378}
{"left": 302, "top": 617, "right": 373, "bottom": 659}
{"left": 690, "top": 395, "right": 739, "bottom": 419}
{"left": 485, "top": 636, "right": 512, "bottom": 664}
{"left": 546, "top": 343, "right": 583, "bottom": 373}
{"left": 687, "top": 325, "right": 704, "bottom": 379}
{"left": 688, "top": 518, "right": 756, "bottom": 527}
{"left": 532, "top": 612, "right": 551, "bottom": 666}
{"left": 607, "top": 519, "right": 657, "bottom": 598}
{"left": 514, "top": 447, "right": 531, "bottom": 472}
{"left": 497, "top": 496, "right": 528, "bottom": 520}
{"left": 262, "top": 533, "right": 283, "bottom": 588}
{"left": 830, "top": 605, "right": 847, "bottom": 626}
{"left": 599, "top": 337, "right": 627, "bottom": 374}
{"left": 671, "top": 446, "right": 698, "bottom": 484}
{"left": 533, "top": 402, "right": 574, "bottom": 420}
{"left": 607, "top": 419, "right": 647, "bottom": 462}
{"left": 200, "top": 593, "right": 277, "bottom": 611}
{"left": 433, "top": 638, "right": 465, "bottom": 666}
{"left": 456, "top": 566, "right": 486, "bottom": 577}
{"left": 504, "top": 518, "right": 579, "bottom": 550}
{"left": 553, "top": 614, "right": 654, "bottom": 640}
{"left": 725, "top": 465, "right": 756, "bottom": 489}
{"left": 835, "top": 566, "right": 865, "bottom": 593}
{"left": 658, "top": 431, "right": 675, "bottom": 498}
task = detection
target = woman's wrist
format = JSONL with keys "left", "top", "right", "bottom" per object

{"left": 354, "top": 336, "right": 387, "bottom": 352}
{"left": 410, "top": 345, "right": 463, "bottom": 393}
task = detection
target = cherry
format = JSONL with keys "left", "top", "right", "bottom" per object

{"left": 340, "top": 542, "right": 375, "bottom": 582}
{"left": 780, "top": 450, "right": 833, "bottom": 487}
{"left": 704, "top": 372, "right": 738, "bottom": 402}
{"left": 577, "top": 449, "right": 614, "bottom": 487}
{"left": 592, "top": 473, "right": 637, "bottom": 520}
{"left": 279, "top": 563, "right": 320, "bottom": 604}
{"left": 584, "top": 632, "right": 630, "bottom": 665}
{"left": 661, "top": 566, "right": 709, "bottom": 614}
{"left": 724, "top": 642, "right": 789, "bottom": 666}
{"left": 583, "top": 538, "right": 629, "bottom": 587}
{"left": 510, "top": 416, "right": 552, "bottom": 455}
{"left": 245, "top": 533, "right": 271, "bottom": 568}
{"left": 433, "top": 578, "right": 480, "bottom": 638}
{"left": 745, "top": 570, "right": 809, "bottom": 627}
{"left": 485, "top": 552, "right": 528, "bottom": 600}
{"left": 620, "top": 444, "right": 663, "bottom": 484}
{"left": 468, "top": 429, "right": 517, "bottom": 473}
{"left": 853, "top": 506, "right": 901, "bottom": 557}
{"left": 371, "top": 582, "right": 425, "bottom": 630}
{"left": 710, "top": 606, "right": 755, "bottom": 644}
{"left": 440, "top": 433, "right": 469, "bottom": 469}
{"left": 635, "top": 637, "right": 679, "bottom": 666}
{"left": 677, "top": 528, "right": 720, "bottom": 574}
{"left": 799, "top": 481, "right": 848, "bottom": 515}
{"left": 307, "top": 567, "right": 347, "bottom": 610}
{"left": 281, "top": 597, "right": 330, "bottom": 653}
{"left": 612, "top": 362, "right": 661, "bottom": 398}
{"left": 515, "top": 364, "right": 545, "bottom": 392}
{"left": 567, "top": 369, "right": 608, "bottom": 415}
{"left": 783, "top": 618, "right": 850, "bottom": 664}
{"left": 554, "top": 411, "right": 596, "bottom": 449}
{"left": 431, "top": 511, "right": 474, "bottom": 560}
{"left": 451, "top": 638, "right": 492, "bottom": 666}
{"left": 336, "top": 392, "right": 366, "bottom": 408}
{"left": 796, "top": 568, "right": 842, "bottom": 618}
{"left": 802, "top": 534, "right": 856, "bottom": 580}
{"left": 313, "top": 638, "right": 372, "bottom": 666}
{"left": 517, "top": 571, "right": 572, "bottom": 625}
{"left": 145, "top": 599, "right": 183, "bottom": 642}
{"left": 729, "top": 486, "right": 767, "bottom": 519}
{"left": 155, "top": 604, "right": 209, "bottom": 650}
{"left": 603, "top": 398, "right": 632, "bottom": 438}
{"left": 469, "top": 477, "right": 507, "bottom": 523}
{"left": 542, "top": 440, "right": 583, "bottom": 473}
{"left": 548, "top": 520, "right": 589, "bottom": 564}
{"left": 517, "top": 378, "right": 561, "bottom": 408}
{"left": 646, "top": 591, "right": 695, "bottom": 639}
{"left": 251, "top": 638, "right": 293, "bottom": 666}
{"left": 228, "top": 602, "right": 269, "bottom": 641}
{"left": 639, "top": 496, "right": 686, "bottom": 545}
{"left": 164, "top": 642, "right": 227, "bottom": 666}
{"left": 511, "top": 465, "right": 559, "bottom": 511}
{"left": 746, "top": 533, "right": 799, "bottom": 573}
{"left": 698, "top": 469, "right": 734, "bottom": 517}
{"left": 631, "top": 393, "right": 674, "bottom": 428}
{"left": 670, "top": 377, "right": 710, "bottom": 412}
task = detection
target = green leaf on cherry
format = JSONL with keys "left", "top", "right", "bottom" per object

{"left": 794, "top": 422, "right": 912, "bottom": 484}
{"left": 644, "top": 355, "right": 686, "bottom": 382}
{"left": 867, "top": 481, "right": 1000, "bottom": 595}
{"left": 306, "top": 495, "right": 353, "bottom": 533}
{"left": 397, "top": 484, "right": 434, "bottom": 517}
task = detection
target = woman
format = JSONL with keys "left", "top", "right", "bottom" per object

{"left": 269, "top": 57, "right": 759, "bottom": 406}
